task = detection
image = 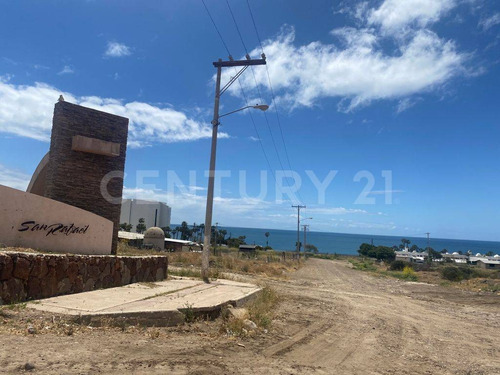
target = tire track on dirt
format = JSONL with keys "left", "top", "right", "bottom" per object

{"left": 268, "top": 258, "right": 500, "bottom": 374}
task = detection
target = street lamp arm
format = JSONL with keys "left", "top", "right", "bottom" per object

{"left": 219, "top": 104, "right": 269, "bottom": 119}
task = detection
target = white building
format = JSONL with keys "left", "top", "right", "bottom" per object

{"left": 120, "top": 199, "right": 171, "bottom": 230}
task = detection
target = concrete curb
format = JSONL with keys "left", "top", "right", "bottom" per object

{"left": 28, "top": 277, "right": 262, "bottom": 327}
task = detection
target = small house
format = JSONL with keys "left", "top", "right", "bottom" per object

{"left": 477, "top": 259, "right": 500, "bottom": 270}
{"left": 239, "top": 244, "right": 257, "bottom": 254}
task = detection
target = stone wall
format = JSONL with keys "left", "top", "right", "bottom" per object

{"left": 0, "top": 252, "right": 168, "bottom": 304}
{"left": 44, "top": 101, "right": 129, "bottom": 254}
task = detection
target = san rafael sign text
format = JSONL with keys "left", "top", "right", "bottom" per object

{"left": 1, "top": 184, "right": 113, "bottom": 254}
{"left": 18, "top": 221, "right": 90, "bottom": 236}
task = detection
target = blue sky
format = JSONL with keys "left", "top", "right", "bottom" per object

{"left": 0, "top": 0, "right": 499, "bottom": 241}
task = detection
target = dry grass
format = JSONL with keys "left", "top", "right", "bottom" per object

{"left": 166, "top": 250, "right": 300, "bottom": 279}
{"left": 247, "top": 286, "right": 279, "bottom": 328}
{"left": 221, "top": 285, "right": 279, "bottom": 337}
{"left": 118, "top": 241, "right": 301, "bottom": 279}
{"left": 350, "top": 258, "right": 500, "bottom": 294}
{"left": 116, "top": 241, "right": 166, "bottom": 256}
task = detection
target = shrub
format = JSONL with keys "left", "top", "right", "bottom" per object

{"left": 248, "top": 286, "right": 278, "bottom": 329}
{"left": 349, "top": 259, "right": 377, "bottom": 271}
{"left": 390, "top": 260, "right": 408, "bottom": 271}
{"left": 440, "top": 266, "right": 498, "bottom": 282}
{"left": 357, "top": 243, "right": 395, "bottom": 261}
{"left": 441, "top": 266, "right": 463, "bottom": 282}
{"left": 402, "top": 266, "right": 418, "bottom": 281}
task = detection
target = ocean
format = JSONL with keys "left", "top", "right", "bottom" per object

{"left": 219, "top": 226, "right": 500, "bottom": 256}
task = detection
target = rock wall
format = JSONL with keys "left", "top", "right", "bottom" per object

{"left": 0, "top": 252, "right": 168, "bottom": 304}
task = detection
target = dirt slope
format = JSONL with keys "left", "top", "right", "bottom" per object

{"left": 1, "top": 258, "right": 498, "bottom": 374}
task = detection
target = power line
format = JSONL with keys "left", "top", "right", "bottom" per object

{"left": 235, "top": 78, "right": 278, "bottom": 185}
{"left": 225, "top": 0, "right": 299, "bottom": 204}
{"left": 246, "top": 0, "right": 304, "bottom": 205}
{"left": 202, "top": 0, "right": 301, "bottom": 205}
{"left": 225, "top": 1, "right": 286, "bottom": 177}
{"left": 226, "top": 0, "right": 248, "bottom": 54}
{"left": 201, "top": 0, "right": 231, "bottom": 56}
{"left": 246, "top": 0, "right": 264, "bottom": 52}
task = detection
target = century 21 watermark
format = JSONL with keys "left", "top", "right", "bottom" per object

{"left": 101, "top": 170, "right": 396, "bottom": 205}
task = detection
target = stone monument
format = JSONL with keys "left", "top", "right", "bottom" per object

{"left": 25, "top": 99, "right": 129, "bottom": 254}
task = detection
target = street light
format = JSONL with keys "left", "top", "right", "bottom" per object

{"left": 201, "top": 55, "right": 266, "bottom": 283}
{"left": 202, "top": 102, "right": 269, "bottom": 282}
{"left": 219, "top": 104, "right": 269, "bottom": 118}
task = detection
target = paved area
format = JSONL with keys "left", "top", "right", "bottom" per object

{"left": 27, "top": 277, "right": 261, "bottom": 326}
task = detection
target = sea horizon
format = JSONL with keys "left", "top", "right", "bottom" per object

{"left": 171, "top": 224, "right": 500, "bottom": 256}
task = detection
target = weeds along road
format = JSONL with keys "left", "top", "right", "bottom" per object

{"left": 1, "top": 258, "right": 499, "bottom": 374}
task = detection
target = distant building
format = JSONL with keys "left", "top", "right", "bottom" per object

{"left": 120, "top": 199, "right": 171, "bottom": 230}
{"left": 477, "top": 259, "right": 500, "bottom": 269}
{"left": 442, "top": 253, "right": 468, "bottom": 263}
{"left": 395, "top": 250, "right": 427, "bottom": 263}
{"left": 239, "top": 244, "right": 257, "bottom": 254}
{"left": 117, "top": 231, "right": 200, "bottom": 252}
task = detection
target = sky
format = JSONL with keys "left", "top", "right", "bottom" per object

{"left": 0, "top": 0, "right": 499, "bottom": 241}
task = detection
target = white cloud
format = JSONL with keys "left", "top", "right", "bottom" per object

{"left": 0, "top": 80, "right": 222, "bottom": 147}
{"left": 122, "top": 185, "right": 386, "bottom": 230}
{"left": 104, "top": 42, "right": 132, "bottom": 58}
{"left": 396, "top": 98, "right": 418, "bottom": 113}
{"left": 367, "top": 0, "right": 457, "bottom": 34}
{"left": 222, "top": 0, "right": 471, "bottom": 112}
{"left": 57, "top": 65, "right": 74, "bottom": 75}
{"left": 0, "top": 74, "right": 13, "bottom": 83}
{"left": 479, "top": 13, "right": 500, "bottom": 30}
{"left": 0, "top": 164, "right": 30, "bottom": 190}
{"left": 229, "top": 26, "right": 466, "bottom": 111}
{"left": 248, "top": 136, "right": 260, "bottom": 142}
{"left": 330, "top": 218, "right": 397, "bottom": 231}
{"left": 307, "top": 206, "right": 369, "bottom": 215}
{"left": 123, "top": 186, "right": 272, "bottom": 224}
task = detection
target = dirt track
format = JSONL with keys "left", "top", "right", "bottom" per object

{"left": 1, "top": 258, "right": 499, "bottom": 374}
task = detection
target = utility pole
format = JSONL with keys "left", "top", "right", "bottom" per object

{"left": 292, "top": 205, "right": 306, "bottom": 254}
{"left": 302, "top": 224, "right": 309, "bottom": 253}
{"left": 202, "top": 54, "right": 267, "bottom": 282}
{"left": 425, "top": 232, "right": 431, "bottom": 263}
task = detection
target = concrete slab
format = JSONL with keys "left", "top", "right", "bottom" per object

{"left": 27, "top": 277, "right": 261, "bottom": 326}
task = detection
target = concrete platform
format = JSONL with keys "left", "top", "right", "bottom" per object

{"left": 27, "top": 277, "right": 261, "bottom": 326}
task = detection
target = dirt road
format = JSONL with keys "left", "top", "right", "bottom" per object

{"left": 1, "top": 259, "right": 499, "bottom": 374}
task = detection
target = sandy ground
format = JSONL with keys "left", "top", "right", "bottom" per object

{"left": 1, "top": 258, "right": 499, "bottom": 374}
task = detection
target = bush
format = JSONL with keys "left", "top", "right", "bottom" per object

{"left": 358, "top": 243, "right": 395, "bottom": 261}
{"left": 349, "top": 259, "right": 377, "bottom": 271}
{"left": 390, "top": 260, "right": 408, "bottom": 271}
{"left": 441, "top": 266, "right": 464, "bottom": 282}
{"left": 402, "top": 266, "right": 418, "bottom": 281}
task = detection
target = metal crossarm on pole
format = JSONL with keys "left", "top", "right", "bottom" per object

{"left": 213, "top": 56, "right": 266, "bottom": 68}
